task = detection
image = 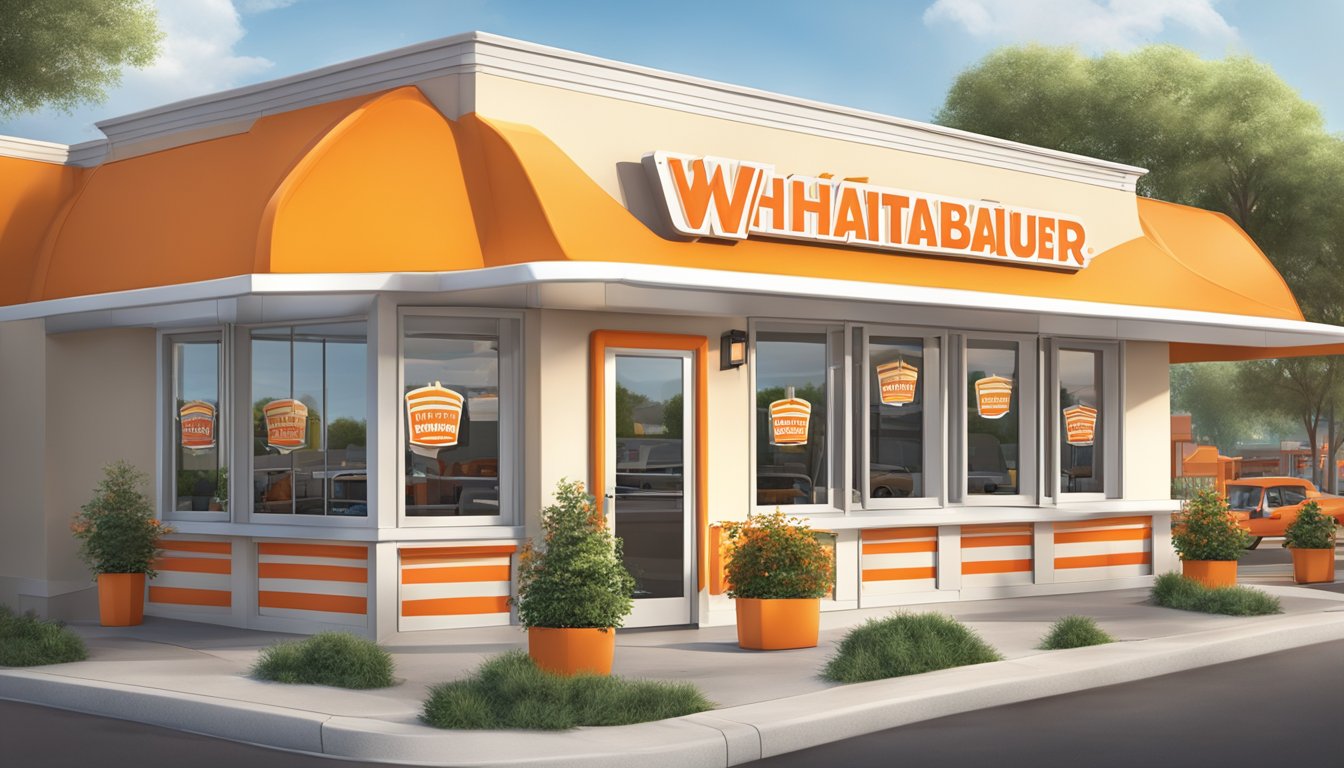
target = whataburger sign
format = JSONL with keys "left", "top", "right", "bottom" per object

{"left": 649, "top": 151, "right": 1093, "bottom": 270}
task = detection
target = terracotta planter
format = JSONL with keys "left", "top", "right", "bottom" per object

{"left": 735, "top": 597, "right": 820, "bottom": 650}
{"left": 527, "top": 627, "right": 615, "bottom": 676}
{"left": 1290, "top": 548, "right": 1336, "bottom": 584}
{"left": 1181, "top": 559, "right": 1238, "bottom": 589}
{"left": 97, "top": 573, "right": 146, "bottom": 627}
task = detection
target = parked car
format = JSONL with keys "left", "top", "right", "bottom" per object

{"left": 1223, "top": 477, "right": 1344, "bottom": 548}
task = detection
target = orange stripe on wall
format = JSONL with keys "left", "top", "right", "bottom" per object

{"left": 258, "top": 563, "right": 368, "bottom": 583}
{"left": 1053, "top": 516, "right": 1153, "bottom": 531}
{"left": 155, "top": 556, "right": 231, "bottom": 575}
{"left": 961, "top": 534, "right": 1033, "bottom": 549}
{"left": 962, "top": 559, "right": 1032, "bottom": 575}
{"left": 862, "top": 566, "right": 937, "bottom": 582}
{"left": 401, "top": 595, "right": 510, "bottom": 617}
{"left": 160, "top": 540, "right": 232, "bottom": 555}
{"left": 861, "top": 527, "right": 939, "bottom": 540}
{"left": 1055, "top": 528, "right": 1151, "bottom": 545}
{"left": 257, "top": 543, "right": 367, "bottom": 560}
{"left": 1055, "top": 552, "right": 1152, "bottom": 570}
{"left": 258, "top": 591, "right": 366, "bottom": 614}
{"left": 148, "top": 586, "right": 231, "bottom": 607}
{"left": 399, "top": 545, "right": 518, "bottom": 562}
{"left": 861, "top": 540, "right": 938, "bottom": 555}
{"left": 401, "top": 565, "right": 510, "bottom": 584}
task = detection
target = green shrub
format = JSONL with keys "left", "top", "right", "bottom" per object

{"left": 822, "top": 612, "right": 1002, "bottom": 683}
{"left": 251, "top": 632, "right": 395, "bottom": 689}
{"left": 0, "top": 605, "right": 88, "bottom": 667}
{"left": 1038, "top": 615, "right": 1115, "bottom": 650}
{"left": 71, "top": 461, "right": 171, "bottom": 576}
{"left": 1172, "top": 489, "right": 1251, "bottom": 562}
{"left": 1284, "top": 501, "right": 1338, "bottom": 549}
{"left": 515, "top": 480, "right": 635, "bottom": 629}
{"left": 1151, "top": 572, "right": 1282, "bottom": 616}
{"left": 723, "top": 509, "right": 835, "bottom": 599}
{"left": 421, "top": 651, "right": 712, "bottom": 730}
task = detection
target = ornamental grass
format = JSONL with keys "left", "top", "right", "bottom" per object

{"left": 1151, "top": 572, "right": 1281, "bottom": 616}
{"left": 1038, "top": 615, "right": 1115, "bottom": 650}
{"left": 822, "top": 612, "right": 1002, "bottom": 683}
{"left": 251, "top": 632, "right": 395, "bottom": 689}
{"left": 0, "top": 605, "right": 88, "bottom": 667}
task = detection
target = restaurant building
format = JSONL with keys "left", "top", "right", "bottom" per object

{"left": 2, "top": 32, "right": 1340, "bottom": 637}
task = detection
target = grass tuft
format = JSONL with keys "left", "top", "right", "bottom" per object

{"left": 1151, "top": 572, "right": 1282, "bottom": 616}
{"left": 1038, "top": 615, "right": 1115, "bottom": 650}
{"left": 421, "top": 651, "right": 713, "bottom": 730}
{"left": 822, "top": 612, "right": 1002, "bottom": 683}
{"left": 251, "top": 631, "right": 395, "bottom": 689}
{"left": 0, "top": 605, "right": 87, "bottom": 667}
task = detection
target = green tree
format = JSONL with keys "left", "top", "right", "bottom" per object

{"left": 1171, "top": 362, "right": 1296, "bottom": 454}
{"left": 1238, "top": 357, "right": 1344, "bottom": 487}
{"left": 0, "top": 0, "right": 163, "bottom": 117}
{"left": 326, "top": 418, "right": 367, "bottom": 450}
{"left": 614, "top": 384, "right": 649, "bottom": 438}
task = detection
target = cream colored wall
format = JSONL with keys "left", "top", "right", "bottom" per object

{"left": 0, "top": 320, "right": 48, "bottom": 610}
{"left": 473, "top": 74, "right": 1143, "bottom": 256}
{"left": 531, "top": 309, "right": 750, "bottom": 530}
{"left": 1123, "top": 341, "right": 1171, "bottom": 500}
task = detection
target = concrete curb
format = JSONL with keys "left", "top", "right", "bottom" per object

{"left": 4, "top": 610, "right": 1344, "bottom": 767}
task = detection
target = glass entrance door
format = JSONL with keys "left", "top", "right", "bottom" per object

{"left": 605, "top": 350, "right": 694, "bottom": 627}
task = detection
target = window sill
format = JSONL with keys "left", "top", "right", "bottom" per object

{"left": 786, "top": 499, "right": 1179, "bottom": 529}
{"left": 169, "top": 520, "right": 526, "bottom": 542}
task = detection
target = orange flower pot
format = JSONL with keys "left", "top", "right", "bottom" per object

{"left": 1290, "top": 548, "right": 1336, "bottom": 584}
{"left": 1181, "top": 560, "right": 1237, "bottom": 589}
{"left": 735, "top": 597, "right": 820, "bottom": 650}
{"left": 527, "top": 627, "right": 615, "bottom": 676}
{"left": 97, "top": 573, "right": 146, "bottom": 627}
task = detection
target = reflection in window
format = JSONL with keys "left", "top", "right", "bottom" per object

{"left": 869, "top": 337, "right": 925, "bottom": 500}
{"left": 172, "top": 337, "right": 224, "bottom": 513}
{"left": 966, "top": 340, "right": 1018, "bottom": 495}
{"left": 403, "top": 318, "right": 501, "bottom": 517}
{"left": 1059, "top": 349, "right": 1102, "bottom": 493}
{"left": 252, "top": 324, "right": 367, "bottom": 516}
{"left": 756, "top": 331, "right": 829, "bottom": 505}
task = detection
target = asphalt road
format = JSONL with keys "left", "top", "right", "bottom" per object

{"left": 744, "top": 638, "right": 1344, "bottom": 768}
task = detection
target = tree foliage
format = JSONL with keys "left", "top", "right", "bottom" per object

{"left": 1171, "top": 362, "right": 1296, "bottom": 453}
{"left": 0, "top": 0, "right": 163, "bottom": 117}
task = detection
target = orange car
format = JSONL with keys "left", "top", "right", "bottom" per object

{"left": 1223, "top": 477, "right": 1344, "bottom": 548}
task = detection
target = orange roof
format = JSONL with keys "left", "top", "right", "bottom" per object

{"left": 0, "top": 87, "right": 1308, "bottom": 325}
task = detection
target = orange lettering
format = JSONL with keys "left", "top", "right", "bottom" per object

{"left": 790, "top": 177, "right": 832, "bottom": 236}
{"left": 668, "top": 157, "right": 761, "bottom": 237}
{"left": 833, "top": 185, "right": 867, "bottom": 241}
{"left": 1058, "top": 219, "right": 1086, "bottom": 265}
{"left": 993, "top": 207, "right": 1007, "bottom": 256}
{"left": 908, "top": 198, "right": 937, "bottom": 247}
{"left": 1009, "top": 212, "right": 1037, "bottom": 258}
{"left": 864, "top": 190, "right": 882, "bottom": 243}
{"left": 1037, "top": 216, "right": 1056, "bottom": 261}
{"left": 940, "top": 202, "right": 972, "bottom": 250}
{"left": 969, "top": 206, "right": 997, "bottom": 254}
{"left": 880, "top": 193, "right": 910, "bottom": 245}
{"left": 754, "top": 176, "right": 786, "bottom": 231}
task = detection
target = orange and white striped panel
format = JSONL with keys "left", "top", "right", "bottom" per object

{"left": 149, "top": 538, "right": 232, "bottom": 610}
{"left": 860, "top": 527, "right": 938, "bottom": 595}
{"left": 1054, "top": 516, "right": 1153, "bottom": 581}
{"left": 961, "top": 524, "right": 1034, "bottom": 587}
{"left": 399, "top": 545, "right": 516, "bottom": 631}
{"left": 257, "top": 541, "right": 368, "bottom": 626}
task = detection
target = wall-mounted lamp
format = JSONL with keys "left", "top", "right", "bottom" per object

{"left": 721, "top": 329, "right": 747, "bottom": 370}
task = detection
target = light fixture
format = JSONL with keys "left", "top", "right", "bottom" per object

{"left": 721, "top": 329, "right": 747, "bottom": 370}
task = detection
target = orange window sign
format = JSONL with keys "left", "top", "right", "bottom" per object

{"left": 975, "top": 375, "right": 1013, "bottom": 420}
{"left": 179, "top": 401, "right": 216, "bottom": 451}
{"left": 1063, "top": 404, "right": 1098, "bottom": 446}
{"left": 263, "top": 398, "right": 308, "bottom": 453}
{"left": 650, "top": 151, "right": 1091, "bottom": 270}
{"left": 405, "top": 382, "right": 465, "bottom": 457}
{"left": 876, "top": 360, "right": 919, "bottom": 406}
{"left": 769, "top": 397, "right": 812, "bottom": 446}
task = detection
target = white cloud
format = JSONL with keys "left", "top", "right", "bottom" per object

{"left": 238, "top": 0, "right": 300, "bottom": 12}
{"left": 126, "top": 0, "right": 273, "bottom": 103}
{"left": 923, "top": 0, "right": 1237, "bottom": 50}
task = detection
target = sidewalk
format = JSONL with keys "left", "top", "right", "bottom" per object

{"left": 5, "top": 567, "right": 1344, "bottom": 767}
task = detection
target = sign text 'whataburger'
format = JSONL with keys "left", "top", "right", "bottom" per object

{"left": 650, "top": 151, "right": 1092, "bottom": 270}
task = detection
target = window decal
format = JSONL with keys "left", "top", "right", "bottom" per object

{"left": 1063, "top": 404, "right": 1098, "bottom": 446}
{"left": 769, "top": 393, "right": 812, "bottom": 446}
{"left": 876, "top": 359, "right": 919, "bottom": 406}
{"left": 405, "top": 382, "right": 465, "bottom": 458}
{"left": 974, "top": 375, "right": 1013, "bottom": 419}
{"left": 263, "top": 398, "right": 308, "bottom": 453}
{"left": 179, "top": 400, "right": 216, "bottom": 451}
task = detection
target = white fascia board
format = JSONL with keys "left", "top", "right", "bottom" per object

{"left": 5, "top": 262, "right": 1343, "bottom": 350}
{"left": 0, "top": 135, "right": 70, "bottom": 164}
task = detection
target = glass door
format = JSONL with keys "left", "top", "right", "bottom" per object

{"left": 605, "top": 349, "right": 694, "bottom": 627}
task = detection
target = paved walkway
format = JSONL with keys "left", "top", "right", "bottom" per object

{"left": 4, "top": 557, "right": 1344, "bottom": 767}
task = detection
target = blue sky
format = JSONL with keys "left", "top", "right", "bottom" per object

{"left": 5, "top": 0, "right": 1343, "bottom": 144}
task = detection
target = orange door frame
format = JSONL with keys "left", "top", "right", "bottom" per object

{"left": 589, "top": 330, "right": 710, "bottom": 593}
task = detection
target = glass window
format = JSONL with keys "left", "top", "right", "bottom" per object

{"left": 966, "top": 340, "right": 1019, "bottom": 496}
{"left": 403, "top": 317, "right": 502, "bottom": 517}
{"left": 868, "top": 336, "right": 926, "bottom": 499}
{"left": 1059, "top": 349, "right": 1102, "bottom": 494}
{"left": 251, "top": 323, "right": 367, "bottom": 517}
{"left": 756, "top": 330, "right": 831, "bottom": 506}
{"left": 170, "top": 336, "right": 225, "bottom": 514}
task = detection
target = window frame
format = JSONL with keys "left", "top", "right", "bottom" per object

{"left": 1047, "top": 338, "right": 1121, "bottom": 502}
{"left": 161, "top": 329, "right": 229, "bottom": 523}
{"left": 396, "top": 307, "right": 524, "bottom": 528}
{"left": 952, "top": 332, "right": 1039, "bottom": 507}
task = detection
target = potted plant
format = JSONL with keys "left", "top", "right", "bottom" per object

{"left": 71, "top": 461, "right": 171, "bottom": 626}
{"left": 723, "top": 509, "right": 835, "bottom": 650}
{"left": 1283, "top": 501, "right": 1337, "bottom": 584}
{"left": 515, "top": 480, "right": 634, "bottom": 676}
{"left": 1172, "top": 488, "right": 1250, "bottom": 588}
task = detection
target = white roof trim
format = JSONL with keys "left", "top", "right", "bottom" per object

{"left": 0, "top": 135, "right": 70, "bottom": 164}
{"left": 4, "top": 261, "right": 1339, "bottom": 348}
{"left": 11, "top": 32, "right": 1145, "bottom": 190}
